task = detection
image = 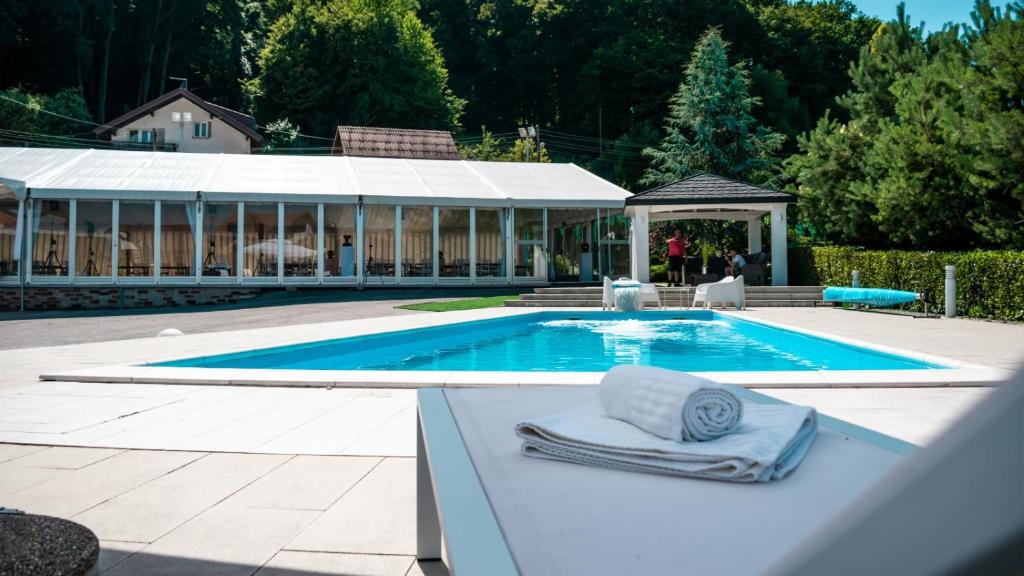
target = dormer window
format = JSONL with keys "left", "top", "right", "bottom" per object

{"left": 193, "top": 122, "right": 211, "bottom": 139}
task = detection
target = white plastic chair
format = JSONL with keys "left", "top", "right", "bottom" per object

{"left": 693, "top": 275, "right": 744, "bottom": 310}
{"left": 639, "top": 284, "right": 662, "bottom": 309}
{"left": 602, "top": 276, "right": 614, "bottom": 310}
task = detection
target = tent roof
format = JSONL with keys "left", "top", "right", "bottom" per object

{"left": 0, "top": 147, "right": 631, "bottom": 207}
{"left": 626, "top": 173, "right": 794, "bottom": 206}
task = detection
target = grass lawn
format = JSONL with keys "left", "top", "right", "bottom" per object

{"left": 396, "top": 295, "right": 520, "bottom": 312}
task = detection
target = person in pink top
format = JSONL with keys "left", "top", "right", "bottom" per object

{"left": 666, "top": 228, "right": 689, "bottom": 287}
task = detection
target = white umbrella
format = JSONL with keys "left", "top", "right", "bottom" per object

{"left": 243, "top": 240, "right": 316, "bottom": 259}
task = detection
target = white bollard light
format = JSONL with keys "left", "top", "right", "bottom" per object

{"left": 852, "top": 270, "right": 860, "bottom": 288}
{"left": 945, "top": 265, "right": 956, "bottom": 318}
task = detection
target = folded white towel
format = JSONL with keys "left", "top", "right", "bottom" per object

{"left": 515, "top": 397, "right": 817, "bottom": 483}
{"left": 598, "top": 365, "right": 743, "bottom": 442}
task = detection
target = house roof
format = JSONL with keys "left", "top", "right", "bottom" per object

{"left": 625, "top": 173, "right": 795, "bottom": 205}
{"left": 0, "top": 147, "right": 631, "bottom": 207}
{"left": 332, "top": 126, "right": 461, "bottom": 160}
{"left": 93, "top": 87, "right": 262, "bottom": 145}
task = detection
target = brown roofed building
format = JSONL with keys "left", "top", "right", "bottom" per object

{"left": 332, "top": 126, "right": 461, "bottom": 160}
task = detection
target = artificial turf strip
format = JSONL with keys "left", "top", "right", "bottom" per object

{"left": 396, "top": 295, "right": 521, "bottom": 312}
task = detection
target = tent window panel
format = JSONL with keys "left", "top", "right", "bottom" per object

{"left": 118, "top": 202, "right": 154, "bottom": 277}
{"left": 401, "top": 206, "right": 433, "bottom": 278}
{"left": 75, "top": 201, "right": 113, "bottom": 277}
{"left": 161, "top": 202, "right": 196, "bottom": 277}
{"left": 514, "top": 208, "right": 545, "bottom": 278}
{"left": 283, "top": 204, "right": 317, "bottom": 277}
{"left": 32, "top": 200, "right": 70, "bottom": 276}
{"left": 475, "top": 208, "right": 506, "bottom": 277}
{"left": 324, "top": 204, "right": 356, "bottom": 277}
{"left": 439, "top": 208, "right": 469, "bottom": 277}
{"left": 202, "top": 202, "right": 237, "bottom": 277}
{"left": 0, "top": 201, "right": 19, "bottom": 277}
{"left": 242, "top": 203, "right": 279, "bottom": 278}
{"left": 363, "top": 205, "right": 395, "bottom": 278}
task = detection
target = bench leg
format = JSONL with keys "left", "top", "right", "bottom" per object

{"left": 417, "top": 413, "right": 443, "bottom": 561}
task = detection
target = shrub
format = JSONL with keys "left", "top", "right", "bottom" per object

{"left": 789, "top": 246, "right": 1024, "bottom": 322}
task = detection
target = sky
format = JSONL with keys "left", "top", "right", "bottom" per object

{"left": 849, "top": 0, "right": 980, "bottom": 31}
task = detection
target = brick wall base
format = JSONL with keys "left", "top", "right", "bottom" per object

{"left": 0, "top": 286, "right": 265, "bottom": 311}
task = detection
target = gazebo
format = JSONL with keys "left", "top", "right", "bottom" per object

{"left": 624, "top": 173, "right": 796, "bottom": 285}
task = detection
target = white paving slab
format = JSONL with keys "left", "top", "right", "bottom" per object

{"left": 256, "top": 551, "right": 415, "bottom": 576}
{"left": 3, "top": 446, "right": 123, "bottom": 469}
{"left": 74, "top": 453, "right": 289, "bottom": 542}
{"left": 96, "top": 541, "right": 147, "bottom": 575}
{"left": 287, "top": 458, "right": 416, "bottom": 555}
{"left": 0, "top": 443, "right": 48, "bottom": 463}
{"left": 104, "top": 506, "right": 319, "bottom": 576}
{"left": 224, "top": 455, "right": 381, "bottom": 511}
{"left": 4, "top": 450, "right": 204, "bottom": 518}
{"left": 0, "top": 462, "right": 71, "bottom": 497}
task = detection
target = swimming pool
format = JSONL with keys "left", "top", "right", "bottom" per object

{"left": 154, "top": 311, "right": 948, "bottom": 372}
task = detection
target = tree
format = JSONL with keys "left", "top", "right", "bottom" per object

{"left": 788, "top": 1, "right": 1024, "bottom": 249}
{"left": 260, "top": 118, "right": 307, "bottom": 152}
{"left": 641, "top": 28, "right": 784, "bottom": 187}
{"left": 0, "top": 87, "right": 92, "bottom": 137}
{"left": 959, "top": 0, "right": 1024, "bottom": 247}
{"left": 251, "top": 0, "right": 464, "bottom": 135}
{"left": 38, "top": 88, "right": 94, "bottom": 135}
{"left": 458, "top": 127, "right": 550, "bottom": 162}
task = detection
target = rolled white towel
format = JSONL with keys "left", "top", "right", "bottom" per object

{"left": 598, "top": 365, "right": 743, "bottom": 442}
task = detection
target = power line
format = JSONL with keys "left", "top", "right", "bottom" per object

{"left": 543, "top": 129, "right": 652, "bottom": 150}
{"left": 0, "top": 93, "right": 113, "bottom": 132}
{"left": 255, "top": 124, "right": 335, "bottom": 142}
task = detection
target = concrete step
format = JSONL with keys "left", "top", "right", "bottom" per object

{"left": 512, "top": 284, "right": 824, "bottom": 308}
{"left": 505, "top": 299, "right": 603, "bottom": 307}
{"left": 528, "top": 289, "right": 823, "bottom": 297}
{"left": 533, "top": 288, "right": 603, "bottom": 294}
{"left": 535, "top": 285, "right": 823, "bottom": 293}
{"left": 521, "top": 293, "right": 606, "bottom": 301}
{"left": 506, "top": 299, "right": 822, "bottom": 308}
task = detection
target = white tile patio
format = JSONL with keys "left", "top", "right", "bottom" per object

{"left": 0, "top": 304, "right": 1021, "bottom": 575}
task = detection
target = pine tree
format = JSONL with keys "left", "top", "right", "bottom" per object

{"left": 641, "top": 28, "right": 784, "bottom": 187}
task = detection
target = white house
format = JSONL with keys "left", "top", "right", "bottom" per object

{"left": 93, "top": 87, "right": 262, "bottom": 154}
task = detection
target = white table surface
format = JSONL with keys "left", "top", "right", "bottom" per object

{"left": 440, "top": 386, "right": 909, "bottom": 576}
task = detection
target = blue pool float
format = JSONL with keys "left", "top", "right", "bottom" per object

{"left": 823, "top": 286, "right": 921, "bottom": 307}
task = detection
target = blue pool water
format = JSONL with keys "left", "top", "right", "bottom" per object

{"left": 155, "top": 311, "right": 947, "bottom": 372}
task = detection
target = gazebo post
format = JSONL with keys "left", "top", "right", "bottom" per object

{"left": 747, "top": 217, "right": 762, "bottom": 255}
{"left": 630, "top": 205, "right": 650, "bottom": 283}
{"left": 770, "top": 203, "right": 788, "bottom": 286}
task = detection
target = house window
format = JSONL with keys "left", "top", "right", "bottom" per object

{"left": 193, "top": 122, "right": 210, "bottom": 139}
{"left": 128, "top": 130, "right": 153, "bottom": 143}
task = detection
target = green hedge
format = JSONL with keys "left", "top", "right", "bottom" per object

{"left": 789, "top": 246, "right": 1024, "bottom": 322}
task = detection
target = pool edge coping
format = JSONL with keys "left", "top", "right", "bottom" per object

{"left": 38, "top": 306, "right": 1011, "bottom": 389}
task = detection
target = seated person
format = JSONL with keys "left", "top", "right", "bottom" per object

{"left": 724, "top": 249, "right": 746, "bottom": 277}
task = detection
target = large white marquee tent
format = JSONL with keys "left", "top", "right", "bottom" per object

{"left": 0, "top": 147, "right": 633, "bottom": 288}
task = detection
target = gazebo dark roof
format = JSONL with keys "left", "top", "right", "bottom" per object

{"left": 626, "top": 173, "right": 795, "bottom": 205}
